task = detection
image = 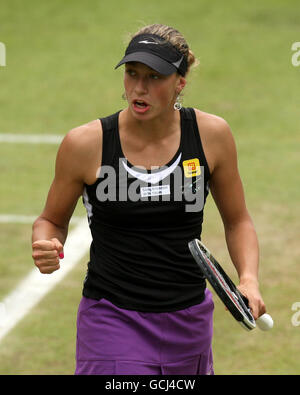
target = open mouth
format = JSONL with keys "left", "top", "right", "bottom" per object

{"left": 134, "top": 99, "right": 148, "bottom": 107}
{"left": 133, "top": 99, "right": 150, "bottom": 113}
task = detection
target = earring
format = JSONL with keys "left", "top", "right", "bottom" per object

{"left": 174, "top": 94, "right": 182, "bottom": 111}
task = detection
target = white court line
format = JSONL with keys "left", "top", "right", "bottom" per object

{"left": 0, "top": 218, "right": 92, "bottom": 343}
{"left": 0, "top": 214, "right": 83, "bottom": 225}
{"left": 0, "top": 133, "right": 63, "bottom": 144}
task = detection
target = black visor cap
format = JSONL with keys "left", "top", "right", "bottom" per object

{"left": 115, "top": 34, "right": 188, "bottom": 76}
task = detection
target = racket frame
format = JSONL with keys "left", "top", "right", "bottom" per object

{"left": 188, "top": 239, "right": 256, "bottom": 331}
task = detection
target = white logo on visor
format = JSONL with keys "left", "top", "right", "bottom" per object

{"left": 138, "top": 40, "right": 159, "bottom": 45}
{"left": 122, "top": 153, "right": 182, "bottom": 184}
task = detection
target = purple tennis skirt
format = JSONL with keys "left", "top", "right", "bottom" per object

{"left": 75, "top": 288, "right": 214, "bottom": 375}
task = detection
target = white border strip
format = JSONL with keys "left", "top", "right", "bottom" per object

{"left": 0, "top": 218, "right": 91, "bottom": 343}
{"left": 0, "top": 133, "right": 63, "bottom": 144}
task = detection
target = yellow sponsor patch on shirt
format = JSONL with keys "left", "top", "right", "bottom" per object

{"left": 183, "top": 158, "right": 201, "bottom": 178}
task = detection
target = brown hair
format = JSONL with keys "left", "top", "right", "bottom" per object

{"left": 131, "top": 24, "right": 199, "bottom": 75}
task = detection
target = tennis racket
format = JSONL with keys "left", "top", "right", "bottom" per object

{"left": 188, "top": 239, "right": 273, "bottom": 331}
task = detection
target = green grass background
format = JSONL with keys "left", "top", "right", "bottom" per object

{"left": 0, "top": 0, "right": 299, "bottom": 374}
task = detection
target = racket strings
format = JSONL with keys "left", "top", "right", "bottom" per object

{"left": 192, "top": 240, "right": 255, "bottom": 328}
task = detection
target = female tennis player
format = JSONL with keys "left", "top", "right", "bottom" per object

{"left": 32, "top": 24, "right": 266, "bottom": 375}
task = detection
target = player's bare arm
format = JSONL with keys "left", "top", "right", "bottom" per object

{"left": 32, "top": 119, "right": 102, "bottom": 274}
{"left": 195, "top": 110, "right": 266, "bottom": 318}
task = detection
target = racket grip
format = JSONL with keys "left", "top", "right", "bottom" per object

{"left": 256, "top": 313, "right": 273, "bottom": 331}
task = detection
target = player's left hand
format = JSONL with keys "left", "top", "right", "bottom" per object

{"left": 237, "top": 280, "right": 266, "bottom": 320}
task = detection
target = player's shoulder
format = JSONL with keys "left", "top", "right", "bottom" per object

{"left": 55, "top": 119, "right": 103, "bottom": 179}
{"left": 63, "top": 119, "right": 103, "bottom": 152}
{"left": 192, "top": 109, "right": 237, "bottom": 172}
{"left": 193, "top": 108, "right": 232, "bottom": 137}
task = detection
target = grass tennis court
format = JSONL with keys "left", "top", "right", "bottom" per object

{"left": 0, "top": 0, "right": 299, "bottom": 374}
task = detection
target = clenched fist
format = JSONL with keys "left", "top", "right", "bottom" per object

{"left": 32, "top": 238, "right": 64, "bottom": 274}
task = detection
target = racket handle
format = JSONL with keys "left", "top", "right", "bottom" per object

{"left": 256, "top": 313, "right": 273, "bottom": 331}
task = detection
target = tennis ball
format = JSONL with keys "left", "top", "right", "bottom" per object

{"left": 256, "top": 313, "right": 274, "bottom": 331}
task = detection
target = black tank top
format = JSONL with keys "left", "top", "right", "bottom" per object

{"left": 82, "top": 107, "right": 210, "bottom": 312}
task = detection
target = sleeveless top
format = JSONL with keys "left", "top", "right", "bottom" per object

{"left": 82, "top": 107, "right": 211, "bottom": 312}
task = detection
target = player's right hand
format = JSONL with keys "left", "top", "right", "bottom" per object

{"left": 32, "top": 238, "right": 64, "bottom": 274}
